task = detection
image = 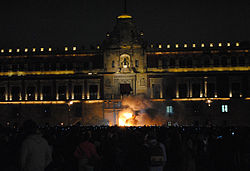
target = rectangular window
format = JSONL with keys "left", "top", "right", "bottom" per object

{"left": 187, "top": 59, "right": 192, "bottom": 67}
{"left": 179, "top": 84, "right": 187, "bottom": 98}
{"left": 222, "top": 104, "right": 229, "bottom": 113}
{"left": 204, "top": 58, "right": 210, "bottom": 67}
{"left": 12, "top": 64, "right": 18, "bottom": 72}
{"left": 84, "top": 62, "right": 89, "bottom": 70}
{"left": 179, "top": 59, "right": 185, "bottom": 68}
{"left": 27, "top": 86, "right": 35, "bottom": 100}
{"left": 231, "top": 57, "right": 237, "bottom": 66}
{"left": 169, "top": 58, "right": 175, "bottom": 67}
{"left": 152, "top": 84, "right": 160, "bottom": 99}
{"left": 60, "top": 63, "right": 67, "bottom": 70}
{"left": 51, "top": 63, "right": 57, "bottom": 71}
{"left": 213, "top": 58, "right": 220, "bottom": 67}
{"left": 120, "top": 84, "right": 132, "bottom": 96}
{"left": 58, "top": 86, "right": 66, "bottom": 100}
{"left": 19, "top": 64, "right": 25, "bottom": 71}
{"left": 74, "top": 85, "right": 82, "bottom": 100}
{"left": 232, "top": 82, "right": 240, "bottom": 97}
{"left": 221, "top": 57, "right": 227, "bottom": 67}
{"left": 67, "top": 63, "right": 73, "bottom": 70}
{"left": 112, "top": 61, "right": 115, "bottom": 68}
{"left": 162, "top": 58, "right": 168, "bottom": 68}
{"left": 11, "top": 86, "right": 20, "bottom": 101}
{"left": 35, "top": 63, "right": 40, "bottom": 71}
{"left": 28, "top": 63, "right": 34, "bottom": 71}
{"left": 3, "top": 64, "right": 9, "bottom": 72}
{"left": 166, "top": 105, "right": 174, "bottom": 116}
{"left": 89, "top": 85, "right": 98, "bottom": 99}
{"left": 44, "top": 63, "right": 50, "bottom": 71}
{"left": 192, "top": 83, "right": 200, "bottom": 98}
{"left": 239, "top": 56, "right": 245, "bottom": 66}
{"left": 43, "top": 86, "right": 52, "bottom": 100}
{"left": 0, "top": 87, "right": 5, "bottom": 100}
{"left": 207, "top": 83, "right": 215, "bottom": 97}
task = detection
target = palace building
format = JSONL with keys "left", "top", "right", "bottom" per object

{"left": 0, "top": 12, "right": 250, "bottom": 126}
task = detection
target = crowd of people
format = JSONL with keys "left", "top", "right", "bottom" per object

{"left": 0, "top": 120, "right": 250, "bottom": 171}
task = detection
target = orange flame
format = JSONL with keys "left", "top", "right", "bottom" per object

{"left": 118, "top": 112, "right": 133, "bottom": 126}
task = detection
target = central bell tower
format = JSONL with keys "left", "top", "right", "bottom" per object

{"left": 102, "top": 3, "right": 147, "bottom": 99}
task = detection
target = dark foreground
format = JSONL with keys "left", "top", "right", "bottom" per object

{"left": 1, "top": 124, "right": 250, "bottom": 171}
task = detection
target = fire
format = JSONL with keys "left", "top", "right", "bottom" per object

{"left": 118, "top": 112, "right": 133, "bottom": 126}
{"left": 117, "top": 95, "right": 168, "bottom": 126}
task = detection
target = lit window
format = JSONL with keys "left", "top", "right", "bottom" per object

{"left": 236, "top": 42, "right": 239, "bottom": 47}
{"left": 9, "top": 49, "right": 12, "bottom": 53}
{"left": 201, "top": 43, "right": 205, "bottom": 47}
{"left": 40, "top": 48, "right": 44, "bottom": 52}
{"left": 184, "top": 44, "right": 187, "bottom": 48}
{"left": 106, "top": 33, "right": 110, "bottom": 37}
{"left": 1, "top": 49, "right": 4, "bottom": 53}
{"left": 218, "top": 43, "right": 222, "bottom": 47}
{"left": 166, "top": 105, "right": 174, "bottom": 115}
{"left": 97, "top": 45, "right": 100, "bottom": 49}
{"left": 210, "top": 43, "right": 213, "bottom": 47}
{"left": 16, "top": 49, "right": 20, "bottom": 52}
{"left": 25, "top": 48, "right": 28, "bottom": 52}
{"left": 48, "top": 48, "right": 52, "bottom": 52}
{"left": 73, "top": 47, "right": 77, "bottom": 51}
{"left": 32, "top": 48, "right": 36, "bottom": 52}
{"left": 150, "top": 44, "right": 154, "bottom": 48}
{"left": 65, "top": 47, "right": 68, "bottom": 51}
{"left": 140, "top": 32, "right": 144, "bottom": 36}
{"left": 158, "top": 44, "right": 162, "bottom": 49}
{"left": 167, "top": 44, "right": 170, "bottom": 48}
{"left": 175, "top": 44, "right": 179, "bottom": 48}
{"left": 222, "top": 104, "right": 228, "bottom": 113}
{"left": 192, "top": 44, "right": 196, "bottom": 48}
{"left": 227, "top": 43, "right": 230, "bottom": 47}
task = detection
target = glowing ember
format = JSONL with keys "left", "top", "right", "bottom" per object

{"left": 119, "top": 112, "right": 133, "bottom": 126}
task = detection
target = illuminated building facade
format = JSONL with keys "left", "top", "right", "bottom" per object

{"left": 0, "top": 13, "right": 250, "bottom": 126}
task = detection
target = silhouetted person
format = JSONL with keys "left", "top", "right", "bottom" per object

{"left": 74, "top": 132, "right": 100, "bottom": 171}
{"left": 19, "top": 120, "right": 52, "bottom": 171}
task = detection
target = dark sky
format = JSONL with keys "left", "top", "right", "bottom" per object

{"left": 0, "top": 0, "right": 249, "bottom": 48}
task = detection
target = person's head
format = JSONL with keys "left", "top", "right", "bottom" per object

{"left": 80, "top": 132, "right": 90, "bottom": 142}
{"left": 22, "top": 119, "right": 38, "bottom": 135}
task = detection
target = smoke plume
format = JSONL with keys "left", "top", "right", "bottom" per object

{"left": 119, "top": 94, "right": 167, "bottom": 126}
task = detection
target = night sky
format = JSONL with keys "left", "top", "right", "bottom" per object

{"left": 0, "top": 0, "right": 249, "bottom": 48}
